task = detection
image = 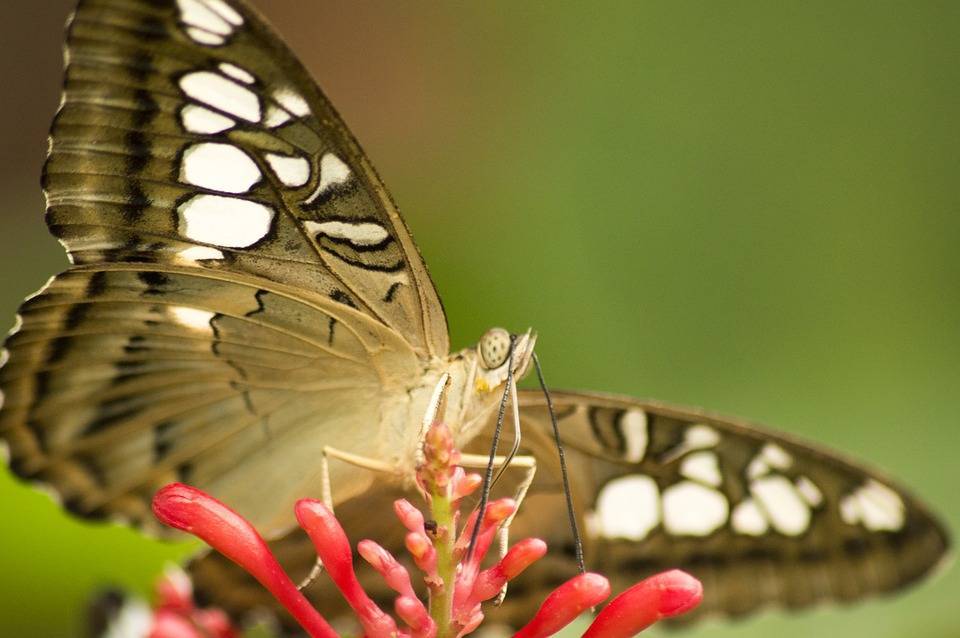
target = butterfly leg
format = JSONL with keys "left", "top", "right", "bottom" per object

{"left": 297, "top": 446, "right": 397, "bottom": 591}
{"left": 319, "top": 446, "right": 397, "bottom": 511}
{"left": 459, "top": 452, "right": 537, "bottom": 602}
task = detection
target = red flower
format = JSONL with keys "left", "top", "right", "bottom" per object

{"left": 147, "top": 566, "right": 238, "bottom": 638}
{"left": 152, "top": 419, "right": 702, "bottom": 638}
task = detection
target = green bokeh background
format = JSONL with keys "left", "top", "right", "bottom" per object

{"left": 1, "top": 1, "right": 957, "bottom": 636}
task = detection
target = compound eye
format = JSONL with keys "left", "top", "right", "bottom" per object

{"left": 479, "top": 327, "right": 512, "bottom": 369}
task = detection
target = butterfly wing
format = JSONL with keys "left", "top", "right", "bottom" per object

{"left": 0, "top": 0, "right": 447, "bottom": 535}
{"left": 508, "top": 390, "right": 951, "bottom": 620}
{"left": 185, "top": 390, "right": 950, "bottom": 628}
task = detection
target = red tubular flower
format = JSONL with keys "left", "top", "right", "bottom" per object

{"left": 394, "top": 498, "right": 426, "bottom": 531}
{"left": 405, "top": 529, "right": 439, "bottom": 575}
{"left": 295, "top": 500, "right": 398, "bottom": 638}
{"left": 451, "top": 470, "right": 482, "bottom": 502}
{"left": 140, "top": 566, "right": 239, "bottom": 638}
{"left": 395, "top": 595, "right": 437, "bottom": 638}
{"left": 470, "top": 538, "right": 547, "bottom": 603}
{"left": 190, "top": 609, "right": 235, "bottom": 638}
{"left": 582, "top": 570, "right": 703, "bottom": 638}
{"left": 455, "top": 498, "right": 516, "bottom": 567}
{"left": 149, "top": 610, "right": 204, "bottom": 638}
{"left": 358, "top": 539, "right": 418, "bottom": 600}
{"left": 513, "top": 573, "right": 612, "bottom": 638}
{"left": 154, "top": 566, "right": 194, "bottom": 614}
{"left": 152, "top": 484, "right": 338, "bottom": 638}
{"left": 151, "top": 411, "right": 703, "bottom": 638}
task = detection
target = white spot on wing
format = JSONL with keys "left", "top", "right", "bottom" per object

{"left": 219, "top": 63, "right": 255, "bottom": 85}
{"left": 589, "top": 475, "right": 660, "bottom": 541}
{"left": 178, "top": 195, "right": 274, "bottom": 248}
{"left": 747, "top": 456, "right": 769, "bottom": 480}
{"left": 304, "top": 153, "right": 352, "bottom": 203}
{"left": 206, "top": 0, "right": 243, "bottom": 26}
{"left": 796, "top": 476, "right": 824, "bottom": 507}
{"left": 170, "top": 306, "right": 214, "bottom": 331}
{"left": 274, "top": 88, "right": 311, "bottom": 117}
{"left": 685, "top": 424, "right": 720, "bottom": 450}
{"left": 265, "top": 153, "right": 311, "bottom": 187}
{"left": 264, "top": 104, "right": 292, "bottom": 128}
{"left": 662, "top": 481, "right": 729, "bottom": 536}
{"left": 751, "top": 475, "right": 810, "bottom": 536}
{"left": 178, "top": 0, "right": 233, "bottom": 35}
{"left": 680, "top": 451, "right": 722, "bottom": 487}
{"left": 180, "top": 142, "right": 260, "bottom": 193}
{"left": 177, "top": 246, "right": 225, "bottom": 261}
{"left": 305, "top": 220, "right": 388, "bottom": 247}
{"left": 661, "top": 423, "right": 721, "bottom": 464}
{"left": 181, "top": 104, "right": 235, "bottom": 134}
{"left": 621, "top": 409, "right": 648, "bottom": 462}
{"left": 840, "top": 479, "right": 905, "bottom": 532}
{"left": 185, "top": 27, "right": 226, "bottom": 46}
{"left": 180, "top": 71, "right": 261, "bottom": 122}
{"left": 761, "top": 443, "right": 793, "bottom": 470}
{"left": 732, "top": 498, "right": 769, "bottom": 535}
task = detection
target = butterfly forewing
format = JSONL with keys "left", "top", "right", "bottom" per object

{"left": 46, "top": 0, "right": 447, "bottom": 356}
{"left": 510, "top": 391, "right": 950, "bottom": 619}
{"left": 0, "top": 0, "right": 449, "bottom": 534}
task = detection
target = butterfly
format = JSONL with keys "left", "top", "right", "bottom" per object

{"left": 0, "top": 0, "right": 949, "bottom": 631}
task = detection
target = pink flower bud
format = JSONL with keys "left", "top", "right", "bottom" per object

{"left": 405, "top": 531, "right": 438, "bottom": 574}
{"left": 582, "top": 570, "right": 702, "bottom": 638}
{"left": 455, "top": 498, "right": 516, "bottom": 569}
{"left": 192, "top": 608, "right": 237, "bottom": 638}
{"left": 394, "top": 499, "right": 426, "bottom": 532}
{"left": 470, "top": 538, "right": 547, "bottom": 602}
{"left": 358, "top": 539, "right": 416, "bottom": 599}
{"left": 513, "top": 573, "right": 611, "bottom": 638}
{"left": 149, "top": 609, "right": 203, "bottom": 638}
{"left": 296, "top": 500, "right": 397, "bottom": 638}
{"left": 396, "top": 595, "right": 436, "bottom": 638}
{"left": 152, "top": 484, "right": 338, "bottom": 638}
{"left": 154, "top": 566, "right": 193, "bottom": 613}
{"left": 419, "top": 420, "right": 460, "bottom": 494}
{"left": 451, "top": 471, "right": 483, "bottom": 501}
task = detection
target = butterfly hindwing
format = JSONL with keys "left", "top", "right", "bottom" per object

{"left": 510, "top": 390, "right": 951, "bottom": 619}
{"left": 0, "top": 265, "right": 423, "bottom": 535}
{"left": 187, "top": 389, "right": 950, "bottom": 628}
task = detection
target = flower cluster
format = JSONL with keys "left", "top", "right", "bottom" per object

{"left": 151, "top": 418, "right": 702, "bottom": 638}
{"left": 147, "top": 566, "right": 237, "bottom": 638}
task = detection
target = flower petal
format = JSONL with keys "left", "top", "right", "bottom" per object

{"left": 152, "top": 484, "right": 338, "bottom": 638}
{"left": 296, "top": 499, "right": 398, "bottom": 638}
{"left": 513, "top": 573, "right": 610, "bottom": 638}
{"left": 582, "top": 570, "right": 703, "bottom": 638}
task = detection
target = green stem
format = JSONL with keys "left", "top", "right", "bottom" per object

{"left": 429, "top": 489, "right": 457, "bottom": 638}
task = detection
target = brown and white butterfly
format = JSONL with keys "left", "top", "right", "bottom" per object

{"left": 0, "top": 0, "right": 949, "bottom": 631}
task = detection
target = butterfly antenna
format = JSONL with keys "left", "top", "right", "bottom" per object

{"left": 466, "top": 337, "right": 516, "bottom": 562}
{"left": 532, "top": 352, "right": 585, "bottom": 573}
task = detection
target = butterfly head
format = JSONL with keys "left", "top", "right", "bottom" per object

{"left": 475, "top": 327, "right": 537, "bottom": 392}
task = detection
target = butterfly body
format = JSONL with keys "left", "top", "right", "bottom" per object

{"left": 0, "top": 0, "right": 949, "bottom": 629}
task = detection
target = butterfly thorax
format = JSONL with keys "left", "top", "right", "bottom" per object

{"left": 382, "top": 328, "right": 536, "bottom": 483}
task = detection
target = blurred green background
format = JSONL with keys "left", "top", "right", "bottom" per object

{"left": 1, "top": 1, "right": 958, "bottom": 636}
